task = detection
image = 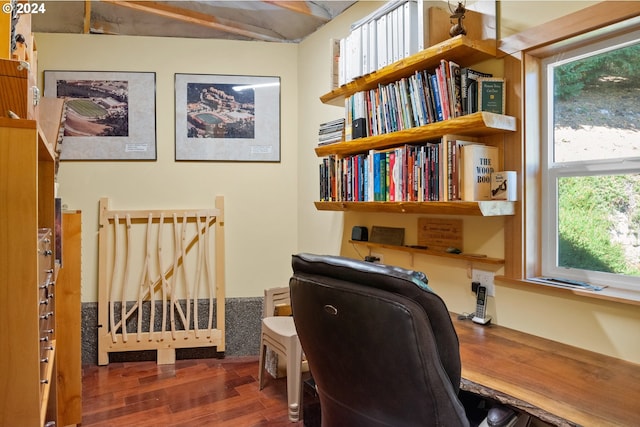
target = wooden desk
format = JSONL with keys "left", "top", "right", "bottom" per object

{"left": 452, "top": 315, "right": 640, "bottom": 426}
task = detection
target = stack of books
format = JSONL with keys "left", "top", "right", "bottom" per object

{"left": 318, "top": 118, "right": 345, "bottom": 146}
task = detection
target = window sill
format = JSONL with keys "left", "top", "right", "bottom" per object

{"left": 495, "top": 276, "right": 640, "bottom": 307}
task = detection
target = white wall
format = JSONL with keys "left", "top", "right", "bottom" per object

{"left": 36, "top": 34, "right": 300, "bottom": 301}
{"left": 499, "top": 1, "right": 598, "bottom": 37}
{"left": 296, "top": 1, "right": 385, "bottom": 256}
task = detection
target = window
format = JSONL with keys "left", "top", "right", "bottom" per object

{"left": 541, "top": 30, "right": 640, "bottom": 290}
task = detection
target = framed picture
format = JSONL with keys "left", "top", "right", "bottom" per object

{"left": 477, "top": 77, "right": 506, "bottom": 115}
{"left": 44, "top": 71, "right": 157, "bottom": 160}
{"left": 175, "top": 74, "right": 280, "bottom": 162}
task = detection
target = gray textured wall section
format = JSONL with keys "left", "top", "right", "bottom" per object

{"left": 81, "top": 297, "right": 263, "bottom": 365}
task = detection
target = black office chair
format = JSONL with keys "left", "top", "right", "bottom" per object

{"left": 289, "top": 253, "right": 524, "bottom": 427}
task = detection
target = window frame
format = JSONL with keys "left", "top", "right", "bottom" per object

{"left": 499, "top": 3, "right": 640, "bottom": 304}
{"left": 540, "top": 30, "right": 640, "bottom": 290}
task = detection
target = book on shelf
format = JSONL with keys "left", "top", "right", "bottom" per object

{"left": 345, "top": 25, "right": 363, "bottom": 82}
{"left": 420, "top": 71, "right": 436, "bottom": 124}
{"left": 362, "top": 18, "right": 370, "bottom": 74}
{"left": 391, "top": 6, "right": 399, "bottom": 64}
{"left": 331, "top": 38, "right": 341, "bottom": 91}
{"left": 367, "top": 18, "right": 377, "bottom": 75}
{"left": 376, "top": 13, "right": 388, "bottom": 70}
{"left": 491, "top": 171, "right": 517, "bottom": 201}
{"left": 436, "top": 59, "right": 451, "bottom": 121}
{"left": 429, "top": 73, "right": 444, "bottom": 122}
{"left": 446, "top": 138, "right": 480, "bottom": 201}
{"left": 461, "top": 67, "right": 493, "bottom": 115}
{"left": 448, "top": 61, "right": 463, "bottom": 118}
{"left": 478, "top": 77, "right": 506, "bottom": 115}
{"left": 317, "top": 118, "right": 345, "bottom": 146}
{"left": 459, "top": 144, "right": 500, "bottom": 201}
{"left": 409, "top": 73, "right": 424, "bottom": 126}
{"left": 345, "top": 91, "right": 367, "bottom": 139}
{"left": 317, "top": 135, "right": 343, "bottom": 146}
{"left": 338, "top": 38, "right": 346, "bottom": 88}
{"left": 388, "top": 149, "right": 397, "bottom": 201}
{"left": 403, "top": 0, "right": 420, "bottom": 58}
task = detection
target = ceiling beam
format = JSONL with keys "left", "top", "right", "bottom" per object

{"left": 84, "top": 0, "right": 91, "bottom": 34}
{"left": 262, "top": 1, "right": 331, "bottom": 20}
{"left": 99, "top": 0, "right": 287, "bottom": 42}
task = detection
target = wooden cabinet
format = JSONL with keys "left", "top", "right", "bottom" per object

{"left": 0, "top": 115, "right": 58, "bottom": 426}
{"left": 1, "top": 3, "right": 82, "bottom": 422}
{"left": 0, "top": 19, "right": 79, "bottom": 423}
{"left": 316, "top": 34, "right": 516, "bottom": 217}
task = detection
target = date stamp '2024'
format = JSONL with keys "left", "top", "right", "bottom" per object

{"left": 2, "top": 1, "right": 46, "bottom": 14}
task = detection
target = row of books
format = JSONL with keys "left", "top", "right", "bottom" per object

{"left": 318, "top": 118, "right": 345, "bottom": 146}
{"left": 318, "top": 138, "right": 500, "bottom": 203}
{"left": 345, "top": 60, "right": 493, "bottom": 140}
{"left": 339, "top": 0, "right": 430, "bottom": 85}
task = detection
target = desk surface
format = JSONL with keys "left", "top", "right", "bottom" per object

{"left": 453, "top": 315, "right": 640, "bottom": 427}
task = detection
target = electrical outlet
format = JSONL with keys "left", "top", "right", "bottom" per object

{"left": 371, "top": 252, "right": 384, "bottom": 264}
{"left": 471, "top": 269, "right": 495, "bottom": 296}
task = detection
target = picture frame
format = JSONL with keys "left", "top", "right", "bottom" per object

{"left": 477, "top": 77, "right": 506, "bottom": 115}
{"left": 44, "top": 71, "right": 157, "bottom": 160}
{"left": 174, "top": 74, "right": 280, "bottom": 162}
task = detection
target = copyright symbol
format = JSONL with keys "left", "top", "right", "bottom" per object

{"left": 2, "top": 3, "right": 13, "bottom": 13}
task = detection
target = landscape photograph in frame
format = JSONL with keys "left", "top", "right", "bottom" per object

{"left": 44, "top": 71, "right": 157, "bottom": 160}
{"left": 175, "top": 74, "right": 280, "bottom": 162}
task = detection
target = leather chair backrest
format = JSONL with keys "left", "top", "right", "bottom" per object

{"left": 290, "top": 253, "right": 469, "bottom": 427}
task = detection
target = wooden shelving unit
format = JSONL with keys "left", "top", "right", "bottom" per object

{"left": 315, "top": 10, "right": 515, "bottom": 219}
{"left": 1, "top": 12, "right": 80, "bottom": 425}
{"left": 0, "top": 116, "right": 57, "bottom": 427}
{"left": 349, "top": 240, "right": 505, "bottom": 265}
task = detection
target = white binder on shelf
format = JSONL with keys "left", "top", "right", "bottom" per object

{"left": 368, "top": 20, "right": 377, "bottom": 74}
{"left": 377, "top": 14, "right": 388, "bottom": 69}
{"left": 416, "top": 0, "right": 430, "bottom": 51}
{"left": 403, "top": 0, "right": 419, "bottom": 58}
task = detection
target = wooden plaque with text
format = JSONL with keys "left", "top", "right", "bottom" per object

{"left": 418, "top": 218, "right": 463, "bottom": 251}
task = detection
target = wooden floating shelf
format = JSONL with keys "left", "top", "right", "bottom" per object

{"left": 315, "top": 200, "right": 515, "bottom": 217}
{"left": 321, "top": 35, "right": 497, "bottom": 106}
{"left": 349, "top": 240, "right": 504, "bottom": 265}
{"left": 315, "top": 112, "right": 516, "bottom": 157}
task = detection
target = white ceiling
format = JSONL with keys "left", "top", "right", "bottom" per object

{"left": 31, "top": 1, "right": 357, "bottom": 43}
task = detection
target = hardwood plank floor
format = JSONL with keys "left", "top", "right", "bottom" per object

{"left": 80, "top": 356, "right": 306, "bottom": 427}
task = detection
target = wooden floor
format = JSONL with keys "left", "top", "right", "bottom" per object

{"left": 80, "top": 356, "right": 305, "bottom": 427}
